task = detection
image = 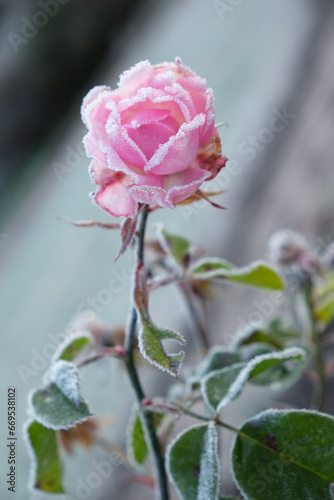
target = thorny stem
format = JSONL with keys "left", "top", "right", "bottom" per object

{"left": 123, "top": 205, "right": 170, "bottom": 500}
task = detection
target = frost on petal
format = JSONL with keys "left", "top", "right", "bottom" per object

{"left": 83, "top": 132, "right": 108, "bottom": 165}
{"left": 145, "top": 114, "right": 205, "bottom": 175}
{"left": 199, "top": 88, "right": 216, "bottom": 145}
{"left": 128, "top": 185, "right": 174, "bottom": 208}
{"left": 165, "top": 167, "right": 211, "bottom": 205}
{"left": 116, "top": 60, "right": 154, "bottom": 98}
{"left": 126, "top": 120, "right": 175, "bottom": 160}
{"left": 89, "top": 159, "right": 114, "bottom": 186}
{"left": 81, "top": 59, "right": 226, "bottom": 215}
{"left": 119, "top": 86, "right": 189, "bottom": 128}
{"left": 81, "top": 85, "right": 111, "bottom": 128}
{"left": 95, "top": 175, "right": 137, "bottom": 217}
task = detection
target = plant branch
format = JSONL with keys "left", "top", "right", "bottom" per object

{"left": 178, "top": 281, "right": 209, "bottom": 354}
{"left": 304, "top": 281, "right": 326, "bottom": 411}
{"left": 123, "top": 205, "right": 170, "bottom": 500}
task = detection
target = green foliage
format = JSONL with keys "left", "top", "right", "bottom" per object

{"left": 26, "top": 420, "right": 64, "bottom": 493}
{"left": 167, "top": 423, "right": 220, "bottom": 500}
{"left": 138, "top": 316, "right": 186, "bottom": 377}
{"left": 127, "top": 408, "right": 164, "bottom": 468}
{"left": 232, "top": 409, "right": 334, "bottom": 500}
{"left": 202, "top": 347, "right": 307, "bottom": 413}
{"left": 57, "top": 334, "right": 92, "bottom": 362}
{"left": 161, "top": 229, "right": 190, "bottom": 266}
{"left": 135, "top": 262, "right": 186, "bottom": 376}
{"left": 30, "top": 383, "right": 91, "bottom": 430}
{"left": 189, "top": 258, "right": 284, "bottom": 291}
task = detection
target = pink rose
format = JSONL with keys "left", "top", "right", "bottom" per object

{"left": 81, "top": 58, "right": 226, "bottom": 217}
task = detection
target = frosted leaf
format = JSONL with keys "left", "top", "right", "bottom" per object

{"left": 166, "top": 423, "right": 220, "bottom": 500}
{"left": 202, "top": 347, "right": 307, "bottom": 413}
{"left": 232, "top": 409, "right": 334, "bottom": 500}
{"left": 50, "top": 360, "right": 82, "bottom": 409}
{"left": 189, "top": 258, "right": 284, "bottom": 291}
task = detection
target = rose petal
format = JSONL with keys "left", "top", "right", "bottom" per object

{"left": 165, "top": 167, "right": 211, "bottom": 205}
{"left": 94, "top": 178, "right": 137, "bottom": 217}
{"left": 81, "top": 86, "right": 111, "bottom": 128}
{"left": 144, "top": 114, "right": 205, "bottom": 175}
{"left": 125, "top": 121, "right": 175, "bottom": 160}
{"left": 128, "top": 185, "right": 174, "bottom": 208}
{"left": 128, "top": 167, "right": 210, "bottom": 208}
{"left": 89, "top": 159, "right": 114, "bottom": 187}
{"left": 115, "top": 60, "right": 154, "bottom": 100}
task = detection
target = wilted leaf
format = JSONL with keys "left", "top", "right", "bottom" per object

{"left": 176, "top": 190, "right": 223, "bottom": 206}
{"left": 58, "top": 216, "right": 120, "bottom": 229}
{"left": 232, "top": 409, "right": 334, "bottom": 500}
{"left": 115, "top": 215, "right": 138, "bottom": 261}
{"left": 135, "top": 262, "right": 186, "bottom": 377}
{"left": 60, "top": 419, "right": 98, "bottom": 453}
{"left": 202, "top": 347, "right": 307, "bottom": 413}
{"left": 167, "top": 423, "right": 220, "bottom": 500}
{"left": 190, "top": 259, "right": 284, "bottom": 291}
{"left": 26, "top": 420, "right": 64, "bottom": 493}
{"left": 30, "top": 383, "right": 91, "bottom": 430}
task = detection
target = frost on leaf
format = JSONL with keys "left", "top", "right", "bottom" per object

{"left": 189, "top": 258, "right": 284, "bottom": 291}
{"left": 126, "top": 405, "right": 164, "bottom": 469}
{"left": 167, "top": 423, "right": 220, "bottom": 500}
{"left": 202, "top": 347, "right": 307, "bottom": 413}
{"left": 232, "top": 409, "right": 334, "bottom": 500}
{"left": 29, "top": 380, "right": 91, "bottom": 430}
{"left": 134, "top": 262, "right": 186, "bottom": 376}
{"left": 52, "top": 331, "right": 93, "bottom": 363}
{"left": 25, "top": 420, "right": 64, "bottom": 493}
{"left": 50, "top": 360, "right": 82, "bottom": 408}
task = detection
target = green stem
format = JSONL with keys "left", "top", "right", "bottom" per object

{"left": 123, "top": 205, "right": 170, "bottom": 500}
{"left": 304, "top": 282, "right": 326, "bottom": 410}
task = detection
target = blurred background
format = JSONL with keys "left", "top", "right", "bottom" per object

{"left": 1, "top": 0, "right": 334, "bottom": 498}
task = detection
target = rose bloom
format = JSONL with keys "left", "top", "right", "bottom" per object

{"left": 81, "top": 58, "right": 226, "bottom": 217}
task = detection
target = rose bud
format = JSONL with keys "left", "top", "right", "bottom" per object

{"left": 81, "top": 58, "right": 226, "bottom": 217}
{"left": 266, "top": 228, "right": 319, "bottom": 273}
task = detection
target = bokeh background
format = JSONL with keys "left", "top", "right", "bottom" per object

{"left": 1, "top": 0, "right": 334, "bottom": 498}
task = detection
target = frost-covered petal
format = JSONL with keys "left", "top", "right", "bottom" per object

{"left": 81, "top": 85, "right": 111, "bottom": 128}
{"left": 165, "top": 167, "right": 211, "bottom": 205}
{"left": 94, "top": 175, "right": 137, "bottom": 217}
{"left": 128, "top": 167, "right": 210, "bottom": 208}
{"left": 199, "top": 88, "right": 215, "bottom": 145}
{"left": 88, "top": 159, "right": 114, "bottom": 186}
{"left": 125, "top": 120, "right": 176, "bottom": 160}
{"left": 128, "top": 185, "right": 174, "bottom": 208}
{"left": 113, "top": 60, "right": 154, "bottom": 100}
{"left": 144, "top": 114, "right": 205, "bottom": 175}
{"left": 81, "top": 58, "right": 226, "bottom": 217}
